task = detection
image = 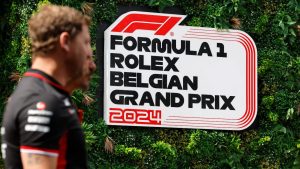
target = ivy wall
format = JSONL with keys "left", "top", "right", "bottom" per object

{"left": 0, "top": 0, "right": 299, "bottom": 168}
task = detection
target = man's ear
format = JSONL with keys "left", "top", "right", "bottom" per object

{"left": 59, "top": 32, "right": 70, "bottom": 52}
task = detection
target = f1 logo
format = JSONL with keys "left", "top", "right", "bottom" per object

{"left": 111, "top": 13, "right": 184, "bottom": 35}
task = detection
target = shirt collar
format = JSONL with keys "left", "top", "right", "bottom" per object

{"left": 24, "top": 69, "right": 70, "bottom": 95}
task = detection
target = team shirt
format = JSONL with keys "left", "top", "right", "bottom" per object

{"left": 1, "top": 69, "right": 87, "bottom": 169}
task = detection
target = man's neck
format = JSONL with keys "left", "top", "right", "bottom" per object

{"left": 31, "top": 55, "right": 73, "bottom": 93}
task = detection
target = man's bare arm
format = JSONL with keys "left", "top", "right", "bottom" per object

{"left": 21, "top": 152, "right": 57, "bottom": 169}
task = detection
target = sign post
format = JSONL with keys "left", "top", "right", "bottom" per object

{"left": 103, "top": 11, "right": 257, "bottom": 130}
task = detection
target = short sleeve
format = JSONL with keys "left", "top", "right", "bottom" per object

{"left": 18, "top": 94, "right": 70, "bottom": 157}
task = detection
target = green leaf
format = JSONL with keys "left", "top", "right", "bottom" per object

{"left": 286, "top": 108, "right": 295, "bottom": 120}
{"left": 279, "top": 126, "right": 287, "bottom": 134}
{"left": 293, "top": 155, "right": 300, "bottom": 169}
{"left": 287, "top": 21, "right": 296, "bottom": 26}
{"left": 290, "top": 29, "right": 297, "bottom": 37}
{"left": 279, "top": 20, "right": 285, "bottom": 30}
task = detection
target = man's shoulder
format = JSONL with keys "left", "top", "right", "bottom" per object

{"left": 14, "top": 76, "right": 65, "bottom": 101}
{"left": 6, "top": 78, "right": 66, "bottom": 115}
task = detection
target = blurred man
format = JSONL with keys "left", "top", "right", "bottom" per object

{"left": 1, "top": 4, "right": 96, "bottom": 169}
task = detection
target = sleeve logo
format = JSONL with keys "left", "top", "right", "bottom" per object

{"left": 36, "top": 101, "right": 46, "bottom": 110}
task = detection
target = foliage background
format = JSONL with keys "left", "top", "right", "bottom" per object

{"left": 0, "top": 0, "right": 299, "bottom": 168}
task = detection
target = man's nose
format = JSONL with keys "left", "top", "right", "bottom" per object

{"left": 89, "top": 60, "right": 96, "bottom": 73}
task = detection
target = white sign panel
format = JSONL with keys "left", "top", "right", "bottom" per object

{"left": 103, "top": 11, "right": 257, "bottom": 130}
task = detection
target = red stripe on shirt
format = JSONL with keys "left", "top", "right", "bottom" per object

{"left": 24, "top": 72, "right": 69, "bottom": 94}
{"left": 57, "top": 132, "right": 68, "bottom": 169}
{"left": 20, "top": 146, "right": 59, "bottom": 154}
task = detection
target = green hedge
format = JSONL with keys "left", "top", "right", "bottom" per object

{"left": 0, "top": 0, "right": 299, "bottom": 168}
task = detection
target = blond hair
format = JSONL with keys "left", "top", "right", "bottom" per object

{"left": 28, "top": 5, "right": 90, "bottom": 56}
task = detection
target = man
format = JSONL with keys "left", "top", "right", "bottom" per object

{"left": 1, "top": 4, "right": 96, "bottom": 169}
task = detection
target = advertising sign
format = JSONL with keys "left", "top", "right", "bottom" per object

{"left": 103, "top": 11, "right": 257, "bottom": 130}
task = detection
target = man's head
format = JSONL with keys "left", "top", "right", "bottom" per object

{"left": 28, "top": 5, "right": 96, "bottom": 91}
{"left": 29, "top": 5, "right": 90, "bottom": 57}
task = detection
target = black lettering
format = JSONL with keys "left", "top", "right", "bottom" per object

{"left": 201, "top": 94, "right": 214, "bottom": 109}
{"left": 152, "top": 39, "right": 171, "bottom": 53}
{"left": 110, "top": 53, "right": 124, "bottom": 68}
{"left": 155, "top": 92, "right": 170, "bottom": 107}
{"left": 110, "top": 71, "right": 123, "bottom": 86}
{"left": 125, "top": 54, "right": 138, "bottom": 69}
{"left": 124, "top": 72, "right": 136, "bottom": 87}
{"left": 110, "top": 90, "right": 138, "bottom": 105}
{"left": 110, "top": 35, "right": 122, "bottom": 50}
{"left": 183, "top": 76, "right": 198, "bottom": 90}
{"left": 162, "top": 74, "right": 168, "bottom": 89}
{"left": 149, "top": 74, "right": 163, "bottom": 88}
{"left": 139, "top": 91, "right": 154, "bottom": 106}
{"left": 123, "top": 36, "right": 137, "bottom": 51}
{"left": 161, "top": 39, "right": 172, "bottom": 53}
{"left": 198, "top": 42, "right": 212, "bottom": 56}
{"left": 164, "top": 57, "right": 179, "bottom": 72}
{"left": 217, "top": 43, "right": 227, "bottom": 58}
{"left": 215, "top": 95, "right": 220, "bottom": 109}
{"left": 152, "top": 39, "right": 161, "bottom": 53}
{"left": 168, "top": 75, "right": 182, "bottom": 90}
{"left": 136, "top": 73, "right": 148, "bottom": 88}
{"left": 172, "top": 40, "right": 185, "bottom": 54}
{"left": 171, "top": 93, "right": 184, "bottom": 107}
{"left": 139, "top": 55, "right": 150, "bottom": 70}
{"left": 137, "top": 37, "right": 151, "bottom": 52}
{"left": 188, "top": 94, "right": 201, "bottom": 108}
{"left": 186, "top": 41, "right": 197, "bottom": 55}
{"left": 151, "top": 56, "right": 163, "bottom": 71}
{"left": 221, "top": 96, "right": 235, "bottom": 110}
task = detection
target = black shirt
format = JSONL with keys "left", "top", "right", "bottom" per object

{"left": 1, "top": 69, "right": 87, "bottom": 169}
